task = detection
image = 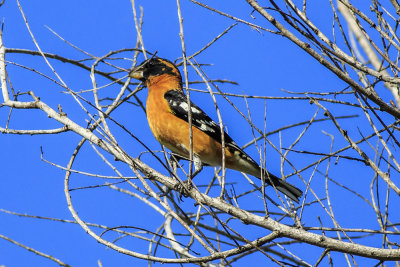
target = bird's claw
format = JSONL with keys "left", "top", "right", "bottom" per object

{"left": 175, "top": 179, "right": 193, "bottom": 200}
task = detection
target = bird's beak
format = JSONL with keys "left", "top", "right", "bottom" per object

{"left": 129, "top": 66, "right": 145, "bottom": 81}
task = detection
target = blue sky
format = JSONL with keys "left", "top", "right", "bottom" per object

{"left": 1, "top": 0, "right": 399, "bottom": 266}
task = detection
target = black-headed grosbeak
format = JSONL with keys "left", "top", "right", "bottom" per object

{"left": 130, "top": 57, "right": 302, "bottom": 203}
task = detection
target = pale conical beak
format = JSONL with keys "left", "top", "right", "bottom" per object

{"left": 129, "top": 66, "right": 145, "bottom": 81}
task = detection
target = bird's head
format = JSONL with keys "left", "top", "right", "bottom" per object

{"left": 129, "top": 57, "right": 182, "bottom": 86}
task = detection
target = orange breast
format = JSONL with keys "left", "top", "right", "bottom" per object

{"left": 145, "top": 74, "right": 237, "bottom": 168}
{"left": 146, "top": 90, "right": 235, "bottom": 167}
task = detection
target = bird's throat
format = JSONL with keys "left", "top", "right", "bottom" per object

{"left": 146, "top": 74, "right": 182, "bottom": 89}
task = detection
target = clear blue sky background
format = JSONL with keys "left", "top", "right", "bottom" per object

{"left": 1, "top": 0, "right": 398, "bottom": 266}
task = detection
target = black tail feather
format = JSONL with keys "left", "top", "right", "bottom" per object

{"left": 264, "top": 172, "right": 303, "bottom": 203}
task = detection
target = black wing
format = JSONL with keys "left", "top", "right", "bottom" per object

{"left": 164, "top": 90, "right": 240, "bottom": 150}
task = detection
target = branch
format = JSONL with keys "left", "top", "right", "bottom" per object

{"left": 245, "top": 0, "right": 400, "bottom": 119}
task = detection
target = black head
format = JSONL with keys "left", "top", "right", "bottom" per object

{"left": 130, "top": 57, "right": 181, "bottom": 82}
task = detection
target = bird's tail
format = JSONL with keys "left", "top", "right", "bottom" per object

{"left": 260, "top": 171, "right": 303, "bottom": 203}
{"left": 226, "top": 155, "right": 302, "bottom": 203}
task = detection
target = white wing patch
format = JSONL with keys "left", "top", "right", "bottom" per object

{"left": 191, "top": 107, "right": 201, "bottom": 114}
{"left": 179, "top": 102, "right": 188, "bottom": 111}
{"left": 198, "top": 121, "right": 216, "bottom": 133}
{"left": 179, "top": 102, "right": 201, "bottom": 114}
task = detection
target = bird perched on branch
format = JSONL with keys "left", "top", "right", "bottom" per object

{"left": 129, "top": 57, "right": 302, "bottom": 203}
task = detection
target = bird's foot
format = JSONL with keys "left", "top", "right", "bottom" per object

{"left": 175, "top": 179, "right": 193, "bottom": 200}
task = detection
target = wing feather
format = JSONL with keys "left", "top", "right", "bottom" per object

{"left": 164, "top": 90, "right": 240, "bottom": 151}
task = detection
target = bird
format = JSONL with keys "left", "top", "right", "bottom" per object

{"left": 129, "top": 56, "right": 302, "bottom": 203}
